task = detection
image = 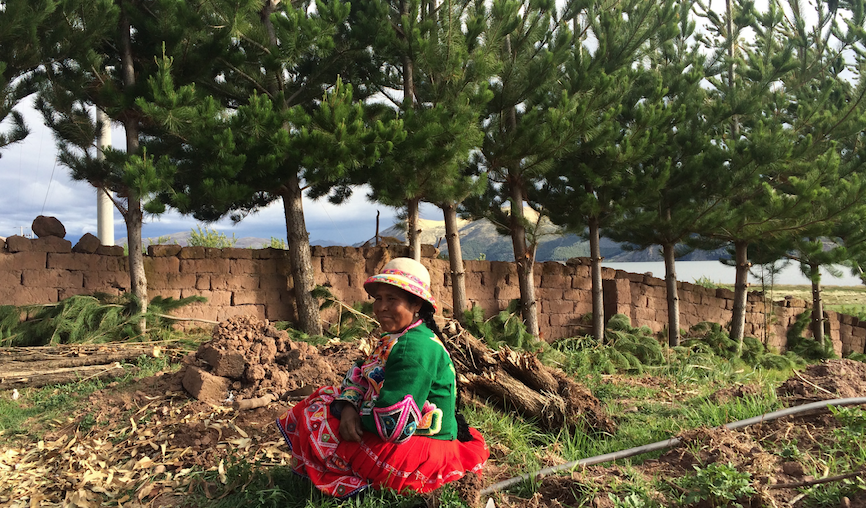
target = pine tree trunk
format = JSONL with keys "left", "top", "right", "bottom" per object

{"left": 731, "top": 240, "right": 749, "bottom": 348}
{"left": 280, "top": 181, "right": 322, "bottom": 336}
{"left": 589, "top": 216, "right": 604, "bottom": 341}
{"left": 810, "top": 262, "right": 825, "bottom": 347}
{"left": 407, "top": 197, "right": 421, "bottom": 261}
{"left": 442, "top": 203, "right": 467, "bottom": 322}
{"left": 663, "top": 242, "right": 680, "bottom": 347}
{"left": 119, "top": 2, "right": 147, "bottom": 324}
{"left": 509, "top": 183, "right": 540, "bottom": 338}
{"left": 258, "top": 1, "right": 321, "bottom": 336}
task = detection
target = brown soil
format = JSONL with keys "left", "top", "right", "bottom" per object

{"left": 777, "top": 359, "right": 866, "bottom": 403}
{"left": 2, "top": 322, "right": 865, "bottom": 507}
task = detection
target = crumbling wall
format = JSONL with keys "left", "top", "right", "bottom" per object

{"left": 1, "top": 235, "right": 863, "bottom": 355}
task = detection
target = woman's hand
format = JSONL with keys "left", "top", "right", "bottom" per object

{"left": 338, "top": 404, "right": 364, "bottom": 442}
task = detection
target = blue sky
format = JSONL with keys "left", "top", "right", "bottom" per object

{"left": 0, "top": 100, "right": 438, "bottom": 246}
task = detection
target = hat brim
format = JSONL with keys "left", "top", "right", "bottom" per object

{"left": 364, "top": 273, "right": 438, "bottom": 312}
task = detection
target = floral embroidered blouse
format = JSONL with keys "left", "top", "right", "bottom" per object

{"left": 333, "top": 320, "right": 458, "bottom": 442}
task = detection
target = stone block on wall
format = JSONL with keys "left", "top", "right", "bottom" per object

{"left": 96, "top": 245, "right": 124, "bottom": 256}
{"left": 181, "top": 289, "right": 232, "bottom": 306}
{"left": 195, "top": 275, "right": 211, "bottom": 291}
{"left": 22, "top": 269, "right": 83, "bottom": 289}
{"left": 47, "top": 253, "right": 100, "bottom": 272}
{"left": 0, "top": 270, "right": 22, "bottom": 286}
{"left": 97, "top": 255, "right": 127, "bottom": 272}
{"left": 148, "top": 245, "right": 182, "bottom": 257}
{"left": 0, "top": 287, "right": 58, "bottom": 305}
{"left": 0, "top": 251, "right": 47, "bottom": 270}
{"left": 543, "top": 299, "right": 575, "bottom": 314}
{"left": 493, "top": 284, "right": 520, "bottom": 301}
{"left": 715, "top": 287, "right": 735, "bottom": 300}
{"left": 145, "top": 256, "right": 180, "bottom": 274}
{"left": 180, "top": 258, "right": 231, "bottom": 274}
{"left": 219, "top": 248, "right": 253, "bottom": 259}
{"left": 323, "top": 255, "right": 362, "bottom": 274}
{"left": 217, "top": 304, "right": 266, "bottom": 322}
{"left": 58, "top": 287, "right": 92, "bottom": 299}
{"left": 211, "top": 274, "right": 259, "bottom": 291}
{"left": 178, "top": 247, "right": 206, "bottom": 259}
{"left": 83, "top": 271, "right": 129, "bottom": 292}
{"left": 157, "top": 272, "right": 197, "bottom": 290}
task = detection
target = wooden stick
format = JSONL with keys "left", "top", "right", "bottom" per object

{"left": 770, "top": 469, "right": 863, "bottom": 490}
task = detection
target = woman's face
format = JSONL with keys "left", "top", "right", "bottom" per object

{"left": 371, "top": 284, "right": 424, "bottom": 333}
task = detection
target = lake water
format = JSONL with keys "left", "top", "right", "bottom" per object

{"left": 603, "top": 260, "right": 864, "bottom": 287}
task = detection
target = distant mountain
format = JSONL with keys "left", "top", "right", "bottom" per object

{"left": 359, "top": 212, "right": 729, "bottom": 263}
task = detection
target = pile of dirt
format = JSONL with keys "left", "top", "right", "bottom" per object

{"left": 777, "top": 359, "right": 866, "bottom": 403}
{"left": 180, "top": 316, "right": 363, "bottom": 404}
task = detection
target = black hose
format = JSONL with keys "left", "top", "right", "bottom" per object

{"left": 479, "top": 397, "right": 866, "bottom": 496}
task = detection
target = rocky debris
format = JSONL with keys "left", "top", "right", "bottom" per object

{"left": 72, "top": 232, "right": 101, "bottom": 253}
{"left": 777, "top": 358, "right": 866, "bottom": 403}
{"left": 31, "top": 215, "right": 66, "bottom": 239}
{"left": 181, "top": 315, "right": 344, "bottom": 405}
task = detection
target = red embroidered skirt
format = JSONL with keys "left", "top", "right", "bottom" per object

{"left": 276, "top": 386, "right": 489, "bottom": 499}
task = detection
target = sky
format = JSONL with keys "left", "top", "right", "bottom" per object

{"left": 0, "top": 100, "right": 433, "bottom": 247}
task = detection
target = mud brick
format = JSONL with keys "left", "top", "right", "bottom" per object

{"left": 574, "top": 302, "right": 593, "bottom": 316}
{"left": 0, "top": 237, "right": 4, "bottom": 250}
{"left": 204, "top": 248, "right": 224, "bottom": 259}
{"left": 182, "top": 366, "right": 231, "bottom": 404}
{"left": 97, "top": 255, "right": 127, "bottom": 272}
{"left": 536, "top": 288, "right": 564, "bottom": 300}
{"left": 178, "top": 246, "right": 206, "bottom": 259}
{"left": 543, "top": 300, "right": 575, "bottom": 314}
{"left": 715, "top": 287, "right": 735, "bottom": 299}
{"left": 217, "top": 304, "right": 266, "bottom": 322}
{"left": 253, "top": 247, "right": 289, "bottom": 260}
{"left": 83, "top": 271, "right": 128, "bottom": 291}
{"left": 232, "top": 290, "right": 281, "bottom": 305}
{"left": 150, "top": 289, "right": 182, "bottom": 300}
{"left": 0, "top": 251, "right": 47, "bottom": 270}
{"left": 148, "top": 245, "right": 182, "bottom": 257}
{"left": 26, "top": 237, "right": 71, "bottom": 253}
{"left": 219, "top": 248, "right": 253, "bottom": 259}
{"left": 198, "top": 345, "right": 246, "bottom": 379}
{"left": 195, "top": 275, "right": 211, "bottom": 291}
{"left": 0, "top": 270, "right": 22, "bottom": 286}
{"left": 1, "top": 287, "right": 58, "bottom": 305}
{"left": 59, "top": 287, "right": 91, "bottom": 299}
{"left": 144, "top": 256, "right": 180, "bottom": 274}
{"left": 96, "top": 245, "right": 125, "bottom": 256}
{"left": 211, "top": 274, "right": 259, "bottom": 290}
{"left": 549, "top": 314, "right": 578, "bottom": 327}
{"left": 310, "top": 245, "right": 326, "bottom": 256}
{"left": 181, "top": 289, "right": 231, "bottom": 306}
{"left": 571, "top": 276, "right": 591, "bottom": 290}
{"left": 160, "top": 272, "right": 196, "bottom": 290}
{"left": 47, "top": 253, "right": 100, "bottom": 271}
{"left": 323, "top": 255, "right": 360, "bottom": 274}
{"left": 266, "top": 301, "right": 296, "bottom": 322}
{"left": 180, "top": 258, "right": 231, "bottom": 274}
{"left": 3, "top": 235, "right": 29, "bottom": 253}
{"left": 494, "top": 284, "right": 521, "bottom": 301}
{"left": 22, "top": 269, "right": 83, "bottom": 288}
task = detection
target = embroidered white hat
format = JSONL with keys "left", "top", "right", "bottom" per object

{"left": 363, "top": 258, "right": 437, "bottom": 312}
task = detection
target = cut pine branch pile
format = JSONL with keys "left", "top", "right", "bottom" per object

{"left": 442, "top": 321, "right": 616, "bottom": 434}
{"left": 0, "top": 344, "right": 160, "bottom": 388}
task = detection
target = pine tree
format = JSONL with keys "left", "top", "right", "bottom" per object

{"left": 33, "top": 0, "right": 206, "bottom": 323}
{"left": 537, "top": 0, "right": 678, "bottom": 341}
{"left": 0, "top": 0, "right": 111, "bottom": 155}
{"left": 350, "top": 0, "right": 494, "bottom": 263}
{"left": 694, "top": 0, "right": 866, "bottom": 345}
{"left": 141, "top": 0, "right": 404, "bottom": 336}
{"left": 603, "top": 0, "right": 715, "bottom": 346}
{"left": 462, "top": 0, "right": 579, "bottom": 338}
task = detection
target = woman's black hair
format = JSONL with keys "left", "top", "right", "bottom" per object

{"left": 418, "top": 303, "right": 474, "bottom": 442}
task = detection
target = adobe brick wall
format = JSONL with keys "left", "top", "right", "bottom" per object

{"left": 1, "top": 236, "right": 862, "bottom": 356}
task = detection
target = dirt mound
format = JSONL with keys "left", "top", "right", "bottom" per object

{"left": 709, "top": 383, "right": 762, "bottom": 403}
{"left": 181, "top": 316, "right": 362, "bottom": 404}
{"left": 777, "top": 359, "right": 866, "bottom": 403}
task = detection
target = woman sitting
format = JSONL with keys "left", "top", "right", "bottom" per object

{"left": 277, "top": 258, "right": 489, "bottom": 499}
